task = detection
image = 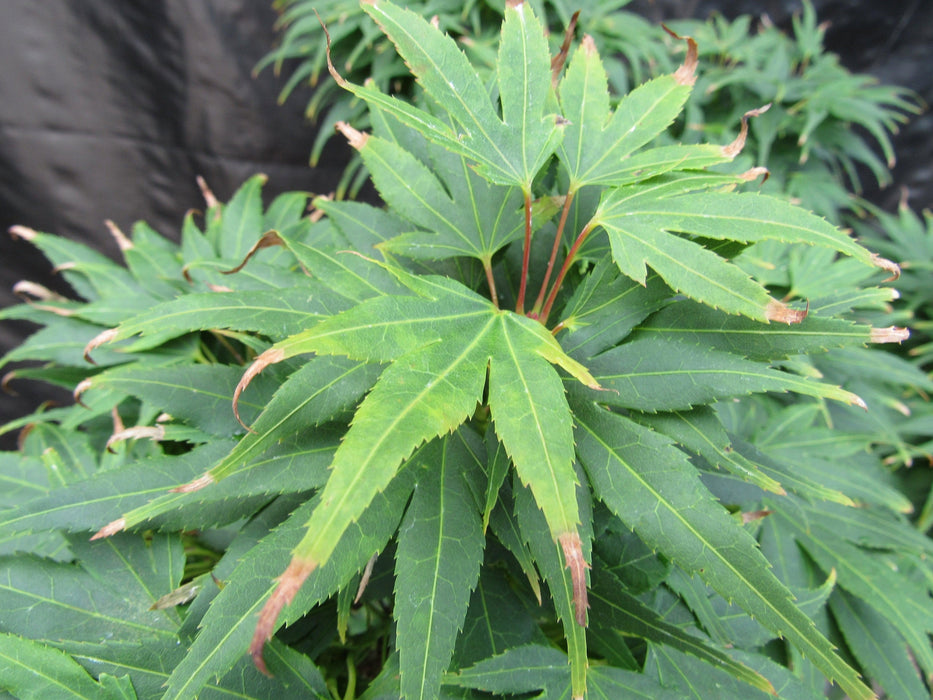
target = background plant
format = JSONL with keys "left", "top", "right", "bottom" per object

{"left": 0, "top": 2, "right": 929, "bottom": 700}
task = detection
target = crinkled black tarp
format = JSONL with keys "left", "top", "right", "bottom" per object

{"left": 0, "top": 0, "right": 351, "bottom": 434}
{"left": 1, "top": 0, "right": 931, "bottom": 436}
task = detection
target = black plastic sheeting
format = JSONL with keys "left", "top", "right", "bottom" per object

{"left": 1, "top": 0, "right": 931, "bottom": 433}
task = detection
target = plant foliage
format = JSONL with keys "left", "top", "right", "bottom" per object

{"left": 1, "top": 2, "right": 929, "bottom": 700}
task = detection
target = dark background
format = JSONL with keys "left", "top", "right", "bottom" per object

{"left": 1, "top": 0, "right": 930, "bottom": 432}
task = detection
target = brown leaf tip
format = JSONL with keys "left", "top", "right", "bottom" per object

{"left": 73, "top": 378, "right": 93, "bottom": 406}
{"left": 250, "top": 559, "right": 317, "bottom": 676}
{"left": 83, "top": 328, "right": 119, "bottom": 364}
{"left": 196, "top": 175, "right": 219, "bottom": 209}
{"left": 870, "top": 253, "right": 901, "bottom": 282}
{"left": 766, "top": 300, "right": 808, "bottom": 324}
{"left": 336, "top": 121, "right": 369, "bottom": 150}
{"left": 169, "top": 472, "right": 216, "bottom": 494}
{"left": 870, "top": 326, "right": 909, "bottom": 344}
{"left": 105, "top": 220, "right": 133, "bottom": 252}
{"left": 741, "top": 509, "right": 773, "bottom": 525}
{"left": 723, "top": 104, "right": 771, "bottom": 159}
{"left": 222, "top": 230, "right": 285, "bottom": 276}
{"left": 106, "top": 425, "right": 166, "bottom": 451}
{"left": 559, "top": 532, "right": 590, "bottom": 627}
{"left": 13, "top": 280, "right": 65, "bottom": 302}
{"left": 663, "top": 25, "right": 698, "bottom": 86}
{"left": 320, "top": 12, "right": 349, "bottom": 89}
{"left": 91, "top": 517, "right": 127, "bottom": 541}
{"left": 8, "top": 225, "right": 37, "bottom": 241}
{"left": 233, "top": 347, "right": 286, "bottom": 431}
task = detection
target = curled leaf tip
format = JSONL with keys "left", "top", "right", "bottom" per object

{"left": 233, "top": 347, "right": 286, "bottom": 431}
{"left": 550, "top": 10, "right": 580, "bottom": 87}
{"left": 663, "top": 25, "right": 698, "bottom": 86}
{"left": 1, "top": 372, "right": 18, "bottom": 396}
{"left": 104, "top": 220, "right": 133, "bottom": 252}
{"left": 320, "top": 12, "right": 349, "bottom": 89}
{"left": 723, "top": 104, "right": 771, "bottom": 159}
{"left": 106, "top": 425, "right": 166, "bottom": 451}
{"left": 170, "top": 472, "right": 216, "bottom": 494}
{"left": 870, "top": 253, "right": 900, "bottom": 282}
{"left": 738, "top": 166, "right": 770, "bottom": 183}
{"left": 765, "top": 300, "right": 807, "bottom": 324}
{"left": 335, "top": 121, "right": 369, "bottom": 150}
{"left": 13, "top": 280, "right": 65, "bottom": 301}
{"left": 429, "top": 14, "right": 440, "bottom": 29}
{"left": 91, "top": 517, "right": 127, "bottom": 541}
{"left": 250, "top": 558, "right": 317, "bottom": 675}
{"left": 83, "top": 328, "right": 119, "bottom": 364}
{"left": 741, "top": 509, "right": 773, "bottom": 525}
{"left": 9, "top": 225, "right": 37, "bottom": 241}
{"left": 222, "top": 230, "right": 285, "bottom": 275}
{"left": 196, "top": 175, "right": 218, "bottom": 209}
{"left": 870, "top": 326, "right": 909, "bottom": 344}
{"left": 559, "top": 532, "right": 590, "bottom": 627}
{"left": 73, "top": 378, "right": 93, "bottom": 407}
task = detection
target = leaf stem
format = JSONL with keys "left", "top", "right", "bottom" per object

{"left": 515, "top": 191, "right": 533, "bottom": 314}
{"left": 483, "top": 258, "right": 500, "bottom": 308}
{"left": 532, "top": 189, "right": 576, "bottom": 316}
{"left": 540, "top": 220, "right": 595, "bottom": 323}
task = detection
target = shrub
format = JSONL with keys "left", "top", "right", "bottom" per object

{"left": 0, "top": 2, "right": 928, "bottom": 699}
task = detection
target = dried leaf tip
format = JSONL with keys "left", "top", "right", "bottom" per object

{"left": 106, "top": 425, "right": 166, "bottom": 451}
{"left": 250, "top": 559, "right": 317, "bottom": 675}
{"left": 105, "top": 220, "right": 133, "bottom": 252}
{"left": 73, "top": 378, "right": 93, "bottom": 407}
{"left": 336, "top": 121, "right": 369, "bottom": 150}
{"left": 559, "top": 532, "right": 590, "bottom": 627}
{"left": 723, "top": 104, "right": 771, "bottom": 159}
{"left": 222, "top": 230, "right": 285, "bottom": 275}
{"left": 13, "top": 280, "right": 65, "bottom": 302}
{"left": 196, "top": 175, "right": 218, "bottom": 209}
{"left": 83, "top": 328, "right": 119, "bottom": 364}
{"left": 170, "top": 472, "right": 216, "bottom": 493}
{"left": 765, "top": 300, "right": 807, "bottom": 324}
{"left": 870, "top": 326, "right": 909, "bottom": 344}
{"left": 320, "top": 12, "right": 349, "bottom": 89}
{"left": 91, "top": 517, "right": 127, "bottom": 541}
{"left": 233, "top": 347, "right": 286, "bottom": 431}
{"left": 663, "top": 25, "right": 698, "bottom": 86}
{"left": 870, "top": 253, "right": 900, "bottom": 282}
{"left": 8, "top": 225, "right": 37, "bottom": 241}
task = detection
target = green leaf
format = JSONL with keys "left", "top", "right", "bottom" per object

{"left": 0, "top": 537, "right": 180, "bottom": 647}
{"left": 355, "top": 0, "right": 564, "bottom": 189}
{"left": 830, "top": 590, "right": 928, "bottom": 700}
{"left": 356, "top": 132, "right": 559, "bottom": 262}
{"left": 635, "top": 408, "right": 785, "bottom": 494}
{"left": 572, "top": 400, "right": 871, "bottom": 700}
{"left": 395, "top": 434, "right": 485, "bottom": 700}
{"left": 771, "top": 502, "right": 933, "bottom": 677}
{"left": 589, "top": 564, "right": 773, "bottom": 693}
{"left": 586, "top": 664, "right": 684, "bottom": 700}
{"left": 557, "top": 36, "right": 698, "bottom": 188}
{"left": 584, "top": 336, "right": 865, "bottom": 412}
{"left": 445, "top": 645, "right": 570, "bottom": 696}
{"left": 216, "top": 174, "right": 267, "bottom": 260}
{"left": 0, "top": 633, "right": 134, "bottom": 700}
{"left": 110, "top": 288, "right": 335, "bottom": 350}
{"left": 163, "top": 465, "right": 414, "bottom": 700}
{"left": 0, "top": 442, "right": 234, "bottom": 537}
{"left": 633, "top": 301, "right": 872, "bottom": 360}
{"left": 594, "top": 188, "right": 876, "bottom": 320}
{"left": 513, "top": 472, "right": 590, "bottom": 699}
